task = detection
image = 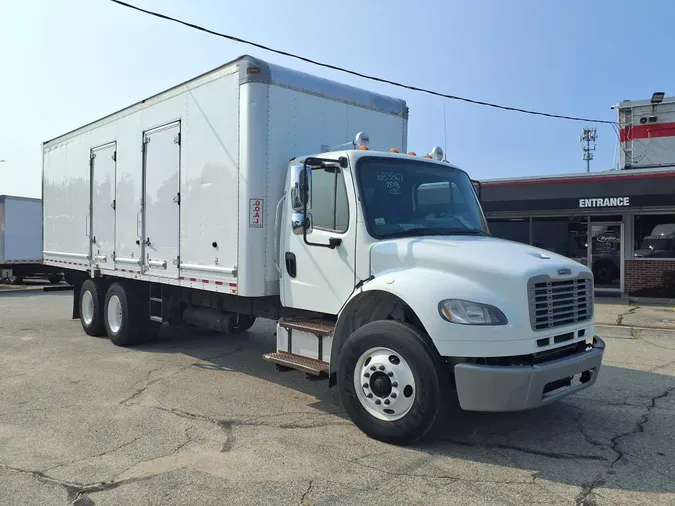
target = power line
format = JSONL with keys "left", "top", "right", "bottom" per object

{"left": 110, "top": 0, "right": 617, "bottom": 125}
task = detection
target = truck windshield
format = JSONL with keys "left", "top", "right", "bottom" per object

{"left": 355, "top": 157, "right": 488, "bottom": 239}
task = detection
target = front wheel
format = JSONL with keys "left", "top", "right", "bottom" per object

{"left": 337, "top": 320, "right": 445, "bottom": 445}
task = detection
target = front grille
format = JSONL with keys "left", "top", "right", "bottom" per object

{"left": 528, "top": 274, "right": 593, "bottom": 331}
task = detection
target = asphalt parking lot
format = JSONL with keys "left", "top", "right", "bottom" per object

{"left": 1, "top": 292, "right": 674, "bottom": 506}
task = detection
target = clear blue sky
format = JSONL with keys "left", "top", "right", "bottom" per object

{"left": 1, "top": 0, "right": 673, "bottom": 198}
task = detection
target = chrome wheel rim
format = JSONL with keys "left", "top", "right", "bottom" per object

{"left": 107, "top": 295, "right": 123, "bottom": 334}
{"left": 81, "top": 290, "right": 94, "bottom": 326}
{"left": 353, "top": 347, "right": 416, "bottom": 421}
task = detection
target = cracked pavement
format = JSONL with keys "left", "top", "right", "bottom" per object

{"left": 1, "top": 292, "right": 674, "bottom": 505}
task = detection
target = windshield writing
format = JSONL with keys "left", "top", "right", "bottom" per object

{"left": 356, "top": 157, "right": 487, "bottom": 239}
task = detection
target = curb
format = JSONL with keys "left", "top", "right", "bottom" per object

{"left": 596, "top": 323, "right": 675, "bottom": 333}
{"left": 629, "top": 296, "right": 675, "bottom": 307}
{"left": 0, "top": 285, "right": 73, "bottom": 295}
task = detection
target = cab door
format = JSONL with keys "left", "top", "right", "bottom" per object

{"left": 281, "top": 161, "right": 357, "bottom": 315}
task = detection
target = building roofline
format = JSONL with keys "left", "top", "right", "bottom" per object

{"left": 618, "top": 96, "right": 675, "bottom": 108}
{"left": 481, "top": 166, "right": 675, "bottom": 187}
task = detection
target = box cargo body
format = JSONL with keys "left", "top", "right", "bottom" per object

{"left": 0, "top": 195, "right": 42, "bottom": 264}
{"left": 42, "top": 55, "right": 408, "bottom": 296}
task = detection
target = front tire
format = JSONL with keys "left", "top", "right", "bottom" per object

{"left": 104, "top": 282, "right": 144, "bottom": 346}
{"left": 337, "top": 320, "right": 445, "bottom": 445}
{"left": 80, "top": 279, "right": 106, "bottom": 336}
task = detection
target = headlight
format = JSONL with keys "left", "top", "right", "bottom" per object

{"left": 438, "top": 299, "right": 508, "bottom": 325}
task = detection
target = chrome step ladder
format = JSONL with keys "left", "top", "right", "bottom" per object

{"left": 149, "top": 282, "right": 164, "bottom": 323}
{"left": 263, "top": 319, "right": 335, "bottom": 376}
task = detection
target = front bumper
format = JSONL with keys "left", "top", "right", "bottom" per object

{"left": 454, "top": 336, "right": 605, "bottom": 412}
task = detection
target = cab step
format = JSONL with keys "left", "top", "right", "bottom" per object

{"left": 279, "top": 318, "right": 335, "bottom": 336}
{"left": 263, "top": 352, "right": 329, "bottom": 376}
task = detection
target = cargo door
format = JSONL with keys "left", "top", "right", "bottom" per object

{"left": 90, "top": 142, "right": 117, "bottom": 270}
{"left": 142, "top": 121, "right": 181, "bottom": 278}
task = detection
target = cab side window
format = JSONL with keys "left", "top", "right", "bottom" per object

{"left": 310, "top": 167, "right": 349, "bottom": 232}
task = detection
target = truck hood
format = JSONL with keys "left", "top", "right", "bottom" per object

{"left": 370, "top": 235, "right": 589, "bottom": 284}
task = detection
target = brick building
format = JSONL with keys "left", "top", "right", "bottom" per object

{"left": 479, "top": 167, "right": 675, "bottom": 297}
{"left": 479, "top": 93, "right": 675, "bottom": 298}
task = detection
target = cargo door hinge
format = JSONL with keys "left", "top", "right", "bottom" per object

{"left": 174, "top": 133, "right": 181, "bottom": 145}
{"left": 173, "top": 192, "right": 181, "bottom": 205}
{"left": 90, "top": 152, "right": 96, "bottom": 160}
{"left": 173, "top": 256, "right": 181, "bottom": 267}
{"left": 111, "top": 199, "right": 116, "bottom": 210}
{"left": 112, "top": 151, "right": 117, "bottom": 161}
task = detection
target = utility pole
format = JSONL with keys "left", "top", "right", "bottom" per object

{"left": 580, "top": 128, "right": 597, "bottom": 173}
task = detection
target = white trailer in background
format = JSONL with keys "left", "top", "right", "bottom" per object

{"left": 618, "top": 92, "right": 675, "bottom": 170}
{"left": 42, "top": 55, "right": 604, "bottom": 444}
{"left": 0, "top": 195, "right": 62, "bottom": 284}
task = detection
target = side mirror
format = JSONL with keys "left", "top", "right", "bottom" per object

{"left": 290, "top": 164, "right": 312, "bottom": 211}
{"left": 291, "top": 212, "right": 313, "bottom": 235}
{"left": 471, "top": 179, "right": 482, "bottom": 201}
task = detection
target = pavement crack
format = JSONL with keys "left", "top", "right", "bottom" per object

{"left": 192, "top": 348, "right": 243, "bottom": 364}
{"left": 610, "top": 385, "right": 675, "bottom": 467}
{"left": 575, "top": 474, "right": 605, "bottom": 506}
{"left": 41, "top": 432, "right": 151, "bottom": 473}
{"left": 441, "top": 438, "right": 607, "bottom": 462}
{"left": 346, "top": 458, "right": 532, "bottom": 485}
{"left": 151, "top": 406, "right": 236, "bottom": 452}
{"left": 119, "top": 368, "right": 164, "bottom": 406}
{"left": 616, "top": 306, "right": 640, "bottom": 326}
{"left": 575, "top": 412, "right": 606, "bottom": 448}
{"left": 0, "top": 463, "right": 83, "bottom": 501}
{"left": 299, "top": 479, "right": 314, "bottom": 505}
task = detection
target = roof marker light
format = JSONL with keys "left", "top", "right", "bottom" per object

{"left": 354, "top": 132, "right": 370, "bottom": 150}
{"left": 407, "top": 152, "right": 417, "bottom": 156}
{"left": 431, "top": 147, "right": 444, "bottom": 161}
{"left": 389, "top": 148, "right": 399, "bottom": 153}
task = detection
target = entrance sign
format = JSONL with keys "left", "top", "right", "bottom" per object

{"left": 579, "top": 197, "right": 630, "bottom": 208}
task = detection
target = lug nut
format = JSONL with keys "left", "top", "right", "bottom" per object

{"left": 392, "top": 382, "right": 398, "bottom": 388}
{"left": 379, "top": 365, "right": 385, "bottom": 371}
{"left": 375, "top": 399, "right": 381, "bottom": 405}
{"left": 384, "top": 399, "right": 390, "bottom": 405}
{"left": 366, "top": 393, "right": 373, "bottom": 398}
{"left": 387, "top": 371, "right": 393, "bottom": 377}
{"left": 390, "top": 393, "right": 397, "bottom": 398}
{"left": 370, "top": 366, "right": 376, "bottom": 371}
{"left": 364, "top": 372, "right": 370, "bottom": 378}
{"left": 362, "top": 383, "right": 369, "bottom": 389}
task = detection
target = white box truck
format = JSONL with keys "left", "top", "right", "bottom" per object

{"left": 42, "top": 55, "right": 604, "bottom": 444}
{"left": 0, "top": 195, "right": 63, "bottom": 284}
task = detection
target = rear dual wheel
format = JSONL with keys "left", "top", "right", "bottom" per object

{"left": 337, "top": 320, "right": 446, "bottom": 445}
{"left": 104, "top": 282, "right": 160, "bottom": 346}
{"left": 79, "top": 279, "right": 159, "bottom": 345}
{"left": 79, "top": 279, "right": 107, "bottom": 336}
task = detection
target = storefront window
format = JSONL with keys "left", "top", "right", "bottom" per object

{"left": 590, "top": 223, "right": 621, "bottom": 288}
{"left": 487, "top": 218, "right": 530, "bottom": 244}
{"left": 633, "top": 214, "right": 675, "bottom": 259}
{"left": 532, "top": 217, "right": 588, "bottom": 266}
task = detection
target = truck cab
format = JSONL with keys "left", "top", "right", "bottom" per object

{"left": 272, "top": 133, "right": 605, "bottom": 444}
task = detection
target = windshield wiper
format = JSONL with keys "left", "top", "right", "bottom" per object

{"left": 382, "top": 227, "right": 489, "bottom": 238}
{"left": 444, "top": 228, "right": 489, "bottom": 236}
